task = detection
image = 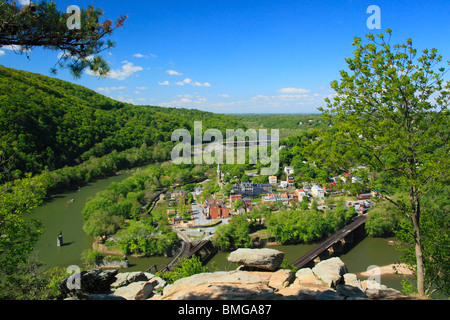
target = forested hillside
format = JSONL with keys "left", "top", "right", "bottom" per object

{"left": 230, "top": 114, "right": 330, "bottom": 137}
{"left": 0, "top": 66, "right": 242, "bottom": 182}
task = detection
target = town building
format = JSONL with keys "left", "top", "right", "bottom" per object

{"left": 284, "top": 166, "right": 294, "bottom": 175}
{"left": 295, "top": 189, "right": 307, "bottom": 201}
{"left": 269, "top": 176, "right": 278, "bottom": 185}
{"left": 233, "top": 183, "right": 272, "bottom": 195}
{"left": 311, "top": 184, "right": 325, "bottom": 199}
{"left": 261, "top": 193, "right": 297, "bottom": 205}
{"left": 230, "top": 194, "right": 242, "bottom": 205}
{"left": 208, "top": 203, "right": 229, "bottom": 219}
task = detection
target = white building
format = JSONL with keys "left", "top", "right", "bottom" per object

{"left": 284, "top": 166, "right": 294, "bottom": 175}
{"left": 311, "top": 184, "right": 325, "bottom": 199}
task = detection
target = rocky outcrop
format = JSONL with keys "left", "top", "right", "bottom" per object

{"left": 59, "top": 270, "right": 166, "bottom": 300}
{"left": 311, "top": 257, "right": 348, "bottom": 287}
{"left": 58, "top": 269, "right": 119, "bottom": 299}
{"left": 58, "top": 251, "right": 411, "bottom": 300}
{"left": 227, "top": 248, "right": 285, "bottom": 271}
{"left": 153, "top": 256, "right": 407, "bottom": 300}
{"left": 113, "top": 281, "right": 154, "bottom": 300}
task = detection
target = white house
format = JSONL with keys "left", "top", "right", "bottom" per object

{"left": 269, "top": 176, "right": 278, "bottom": 185}
{"left": 284, "top": 166, "right": 294, "bottom": 175}
{"left": 311, "top": 184, "right": 325, "bottom": 199}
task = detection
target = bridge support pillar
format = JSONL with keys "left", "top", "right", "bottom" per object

{"left": 344, "top": 233, "right": 354, "bottom": 244}
{"left": 332, "top": 240, "right": 345, "bottom": 254}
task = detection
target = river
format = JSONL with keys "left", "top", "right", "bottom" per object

{"left": 31, "top": 168, "right": 410, "bottom": 292}
{"left": 31, "top": 167, "right": 172, "bottom": 272}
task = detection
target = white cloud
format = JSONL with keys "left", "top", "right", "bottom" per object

{"left": 158, "top": 80, "right": 170, "bottom": 86}
{"left": 159, "top": 95, "right": 209, "bottom": 108}
{"left": 176, "top": 78, "right": 211, "bottom": 87}
{"left": 166, "top": 70, "right": 183, "bottom": 76}
{"left": 219, "top": 94, "right": 230, "bottom": 98}
{"left": 18, "top": 0, "right": 30, "bottom": 6}
{"left": 97, "top": 86, "right": 127, "bottom": 94}
{"left": 136, "top": 86, "right": 148, "bottom": 90}
{"left": 1, "top": 45, "right": 32, "bottom": 53}
{"left": 277, "top": 87, "right": 311, "bottom": 94}
{"left": 133, "top": 53, "right": 148, "bottom": 58}
{"left": 0, "top": 50, "right": 5, "bottom": 57}
{"left": 176, "top": 78, "right": 191, "bottom": 86}
{"left": 87, "top": 61, "right": 143, "bottom": 80}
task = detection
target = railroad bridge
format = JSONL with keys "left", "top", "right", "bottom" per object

{"left": 147, "top": 238, "right": 216, "bottom": 274}
{"left": 148, "top": 215, "right": 367, "bottom": 274}
{"left": 291, "top": 215, "right": 367, "bottom": 269}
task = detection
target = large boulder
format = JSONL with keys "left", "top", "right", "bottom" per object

{"left": 159, "top": 271, "right": 277, "bottom": 300}
{"left": 269, "top": 269, "right": 294, "bottom": 289}
{"left": 295, "top": 268, "right": 318, "bottom": 285}
{"left": 312, "top": 257, "right": 348, "bottom": 288}
{"left": 111, "top": 271, "right": 149, "bottom": 288}
{"left": 113, "top": 281, "right": 154, "bottom": 300}
{"left": 228, "top": 248, "right": 285, "bottom": 271}
{"left": 58, "top": 269, "right": 118, "bottom": 299}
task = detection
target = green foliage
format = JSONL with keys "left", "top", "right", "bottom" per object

{"left": 0, "top": 66, "right": 243, "bottom": 183}
{"left": 0, "top": 255, "right": 67, "bottom": 300}
{"left": 212, "top": 215, "right": 253, "bottom": 250}
{"left": 395, "top": 185, "right": 450, "bottom": 297}
{"left": 161, "top": 255, "right": 208, "bottom": 284}
{"left": 318, "top": 29, "right": 449, "bottom": 296}
{"left": 0, "top": 175, "right": 46, "bottom": 272}
{"left": 230, "top": 114, "right": 330, "bottom": 137}
{"left": 265, "top": 206, "right": 355, "bottom": 245}
{"left": 81, "top": 249, "right": 104, "bottom": 267}
{"left": 0, "top": 1, "right": 127, "bottom": 77}
{"left": 365, "top": 200, "right": 400, "bottom": 237}
{"left": 113, "top": 219, "right": 178, "bottom": 256}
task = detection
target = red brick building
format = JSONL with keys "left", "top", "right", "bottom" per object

{"left": 208, "top": 204, "right": 229, "bottom": 219}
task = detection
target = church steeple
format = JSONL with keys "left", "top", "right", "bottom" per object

{"left": 217, "top": 163, "right": 221, "bottom": 185}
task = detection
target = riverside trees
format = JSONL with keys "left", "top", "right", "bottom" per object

{"left": 318, "top": 29, "right": 449, "bottom": 296}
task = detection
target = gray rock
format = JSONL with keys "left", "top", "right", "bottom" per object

{"left": 315, "top": 290, "right": 345, "bottom": 300}
{"left": 312, "top": 257, "right": 348, "bottom": 288}
{"left": 58, "top": 269, "right": 118, "bottom": 298}
{"left": 113, "top": 281, "right": 154, "bottom": 300}
{"left": 295, "top": 268, "right": 317, "bottom": 284}
{"left": 228, "top": 248, "right": 285, "bottom": 271}
{"left": 343, "top": 273, "right": 363, "bottom": 291}
{"left": 88, "top": 294, "right": 127, "bottom": 300}
{"left": 111, "top": 271, "right": 149, "bottom": 288}
{"left": 336, "top": 284, "right": 367, "bottom": 299}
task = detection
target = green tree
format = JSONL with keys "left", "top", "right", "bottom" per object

{"left": 0, "top": 0, "right": 127, "bottom": 77}
{"left": 82, "top": 209, "right": 123, "bottom": 241}
{"left": 161, "top": 255, "right": 208, "bottom": 284}
{"left": 233, "top": 199, "right": 244, "bottom": 210}
{"left": 0, "top": 175, "right": 45, "bottom": 272}
{"left": 396, "top": 186, "right": 450, "bottom": 297}
{"left": 319, "top": 29, "right": 449, "bottom": 296}
{"left": 365, "top": 200, "right": 399, "bottom": 237}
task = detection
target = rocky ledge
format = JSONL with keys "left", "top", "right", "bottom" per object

{"left": 59, "top": 248, "right": 416, "bottom": 300}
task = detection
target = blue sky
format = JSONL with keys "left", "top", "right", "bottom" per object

{"left": 1, "top": 0, "right": 449, "bottom": 114}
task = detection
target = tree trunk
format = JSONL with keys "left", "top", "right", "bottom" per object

{"left": 411, "top": 206, "right": 425, "bottom": 296}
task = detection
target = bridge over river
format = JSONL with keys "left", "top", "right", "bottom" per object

{"left": 149, "top": 214, "right": 367, "bottom": 274}
{"left": 291, "top": 214, "right": 367, "bottom": 269}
